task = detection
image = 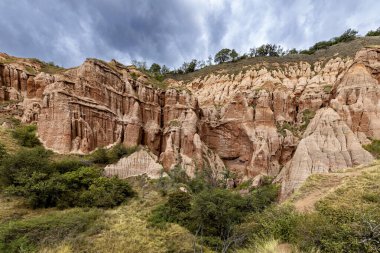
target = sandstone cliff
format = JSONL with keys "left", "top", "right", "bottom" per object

{"left": 1, "top": 38, "right": 379, "bottom": 197}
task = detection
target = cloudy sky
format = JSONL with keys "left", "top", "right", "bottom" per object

{"left": 0, "top": 0, "right": 379, "bottom": 69}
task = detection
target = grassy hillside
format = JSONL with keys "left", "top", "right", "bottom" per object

{"left": 170, "top": 36, "right": 380, "bottom": 82}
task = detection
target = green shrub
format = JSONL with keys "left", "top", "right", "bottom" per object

{"left": 300, "top": 29, "right": 358, "bottom": 55}
{"left": 363, "top": 139, "right": 380, "bottom": 158}
{"left": 11, "top": 124, "right": 41, "bottom": 147}
{"left": 51, "top": 157, "right": 90, "bottom": 173}
{"left": 277, "top": 122, "right": 297, "bottom": 137}
{"left": 78, "top": 176, "right": 134, "bottom": 208}
{"left": 0, "top": 208, "right": 101, "bottom": 252}
{"left": 189, "top": 189, "right": 251, "bottom": 239}
{"left": 250, "top": 183, "right": 280, "bottom": 212}
{"left": 90, "top": 147, "right": 109, "bottom": 164}
{"left": 0, "top": 147, "right": 52, "bottom": 187}
{"left": 149, "top": 191, "right": 192, "bottom": 228}
{"left": 1, "top": 147, "right": 134, "bottom": 209}
{"left": 366, "top": 27, "right": 380, "bottom": 36}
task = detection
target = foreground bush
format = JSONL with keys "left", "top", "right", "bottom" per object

{"left": 11, "top": 124, "right": 41, "bottom": 147}
{"left": 0, "top": 208, "right": 101, "bottom": 252}
{"left": 0, "top": 147, "right": 134, "bottom": 208}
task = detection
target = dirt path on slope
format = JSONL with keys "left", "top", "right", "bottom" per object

{"left": 293, "top": 168, "right": 365, "bottom": 213}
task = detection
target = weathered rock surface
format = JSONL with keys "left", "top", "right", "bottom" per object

{"left": 275, "top": 108, "right": 373, "bottom": 198}
{"left": 104, "top": 149, "right": 164, "bottom": 179}
{"left": 1, "top": 41, "right": 380, "bottom": 196}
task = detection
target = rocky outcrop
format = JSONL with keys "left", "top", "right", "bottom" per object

{"left": 330, "top": 46, "right": 380, "bottom": 143}
{"left": 1, "top": 42, "right": 379, "bottom": 195}
{"left": 104, "top": 149, "right": 164, "bottom": 179}
{"left": 276, "top": 108, "right": 373, "bottom": 198}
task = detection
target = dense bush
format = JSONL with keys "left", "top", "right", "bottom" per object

{"left": 150, "top": 180, "right": 280, "bottom": 250}
{"left": 250, "top": 180, "right": 280, "bottom": 212}
{"left": 11, "top": 124, "right": 41, "bottom": 147}
{"left": 149, "top": 191, "right": 192, "bottom": 228}
{"left": 0, "top": 147, "right": 134, "bottom": 208}
{"left": 0, "top": 147, "right": 52, "bottom": 187}
{"left": 0, "top": 208, "right": 101, "bottom": 252}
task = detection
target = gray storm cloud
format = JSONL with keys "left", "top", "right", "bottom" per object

{"left": 0, "top": 0, "right": 379, "bottom": 68}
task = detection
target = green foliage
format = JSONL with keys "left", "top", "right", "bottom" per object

{"left": 214, "top": 48, "right": 232, "bottom": 64}
{"left": 288, "top": 48, "right": 299, "bottom": 54}
{"left": 8, "top": 166, "right": 134, "bottom": 209}
{"left": 0, "top": 208, "right": 101, "bottom": 252}
{"left": 277, "top": 122, "right": 297, "bottom": 137}
{"left": 230, "top": 49, "right": 239, "bottom": 61}
{"left": 0, "top": 147, "right": 52, "bottom": 187}
{"left": 301, "top": 109, "right": 316, "bottom": 131}
{"left": 250, "top": 182, "right": 280, "bottom": 212}
{"left": 363, "top": 139, "right": 380, "bottom": 158}
{"left": 130, "top": 72, "right": 138, "bottom": 80}
{"left": 79, "top": 176, "right": 134, "bottom": 208}
{"left": 89, "top": 144, "right": 137, "bottom": 164}
{"left": 132, "top": 60, "right": 147, "bottom": 71}
{"left": 11, "top": 124, "right": 41, "bottom": 147}
{"left": 366, "top": 27, "right": 380, "bottom": 36}
{"left": 150, "top": 191, "right": 192, "bottom": 228}
{"left": 90, "top": 147, "right": 108, "bottom": 164}
{"left": 149, "top": 63, "right": 161, "bottom": 74}
{"left": 51, "top": 157, "right": 90, "bottom": 174}
{"left": 189, "top": 189, "right": 251, "bottom": 239}
{"left": 40, "top": 61, "right": 64, "bottom": 74}
{"left": 0, "top": 143, "right": 7, "bottom": 162}
{"left": 253, "top": 44, "right": 284, "bottom": 57}
{"left": 0, "top": 145, "right": 134, "bottom": 208}
{"left": 301, "top": 29, "right": 358, "bottom": 55}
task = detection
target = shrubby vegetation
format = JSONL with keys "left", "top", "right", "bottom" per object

{"left": 0, "top": 146, "right": 134, "bottom": 208}
{"left": 366, "top": 27, "right": 380, "bottom": 37}
{"left": 11, "top": 124, "right": 41, "bottom": 148}
{"left": 300, "top": 29, "right": 358, "bottom": 55}
{"left": 149, "top": 167, "right": 280, "bottom": 251}
{"left": 153, "top": 27, "right": 380, "bottom": 78}
{"left": 0, "top": 135, "right": 135, "bottom": 208}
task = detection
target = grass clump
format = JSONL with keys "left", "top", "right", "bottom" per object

{"left": 363, "top": 139, "right": 380, "bottom": 158}
{"left": 0, "top": 208, "right": 102, "bottom": 253}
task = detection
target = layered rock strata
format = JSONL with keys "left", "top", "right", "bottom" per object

{"left": 1, "top": 44, "right": 379, "bottom": 196}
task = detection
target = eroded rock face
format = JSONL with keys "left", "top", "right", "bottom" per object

{"left": 275, "top": 108, "right": 373, "bottom": 198}
{"left": 331, "top": 47, "right": 380, "bottom": 143}
{"left": 104, "top": 149, "right": 164, "bottom": 179}
{"left": 1, "top": 45, "right": 379, "bottom": 195}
